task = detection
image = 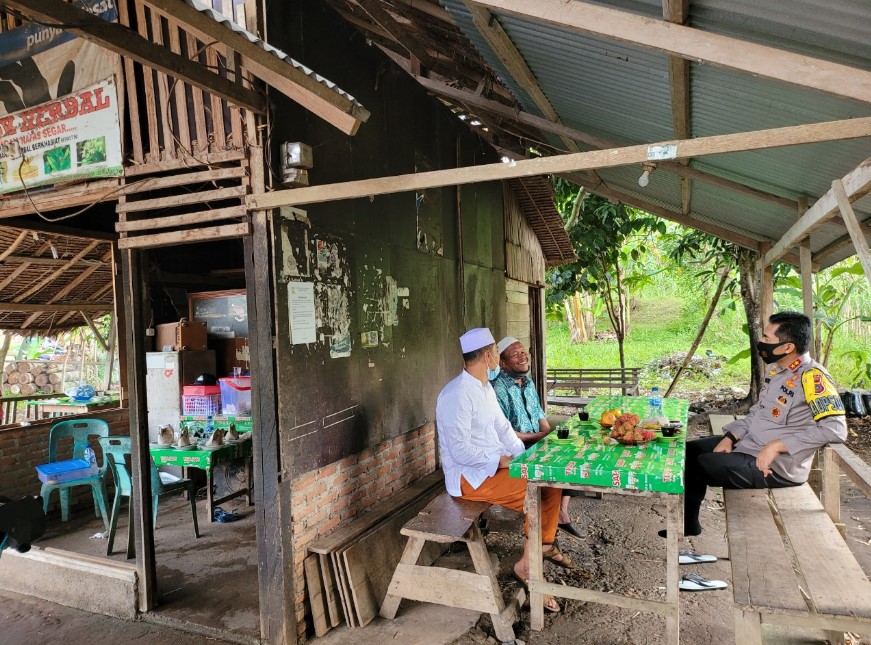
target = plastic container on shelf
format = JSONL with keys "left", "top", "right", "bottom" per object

{"left": 183, "top": 384, "right": 221, "bottom": 396}
{"left": 219, "top": 376, "right": 252, "bottom": 415}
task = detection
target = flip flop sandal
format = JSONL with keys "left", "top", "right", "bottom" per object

{"left": 679, "top": 550, "right": 718, "bottom": 565}
{"left": 213, "top": 506, "right": 242, "bottom": 523}
{"left": 679, "top": 573, "right": 728, "bottom": 592}
{"left": 542, "top": 544, "right": 576, "bottom": 570}
{"left": 512, "top": 572, "right": 560, "bottom": 613}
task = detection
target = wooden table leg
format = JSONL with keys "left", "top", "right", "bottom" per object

{"left": 126, "top": 496, "right": 136, "bottom": 559}
{"left": 665, "top": 494, "right": 682, "bottom": 644}
{"left": 528, "top": 482, "right": 545, "bottom": 631}
{"left": 207, "top": 467, "right": 215, "bottom": 522}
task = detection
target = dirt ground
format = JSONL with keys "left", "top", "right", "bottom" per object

{"left": 450, "top": 408, "right": 871, "bottom": 645}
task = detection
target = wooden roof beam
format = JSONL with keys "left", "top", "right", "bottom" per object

{"left": 248, "top": 116, "right": 871, "bottom": 210}
{"left": 352, "top": 0, "right": 435, "bottom": 69}
{"left": 13, "top": 241, "right": 101, "bottom": 303}
{"left": 142, "top": 0, "right": 370, "bottom": 134}
{"left": 662, "top": 0, "right": 692, "bottom": 215}
{"left": 4, "top": 0, "right": 266, "bottom": 113}
{"left": 764, "top": 157, "right": 871, "bottom": 265}
{"left": 381, "top": 57, "right": 798, "bottom": 211}
{"left": 0, "top": 303, "right": 111, "bottom": 313}
{"left": 473, "top": 0, "right": 871, "bottom": 104}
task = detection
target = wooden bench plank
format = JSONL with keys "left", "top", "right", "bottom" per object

{"left": 772, "top": 486, "right": 871, "bottom": 619}
{"left": 724, "top": 489, "right": 807, "bottom": 613}
{"left": 304, "top": 555, "right": 330, "bottom": 637}
{"left": 401, "top": 493, "right": 491, "bottom": 543}
{"left": 832, "top": 443, "right": 871, "bottom": 500}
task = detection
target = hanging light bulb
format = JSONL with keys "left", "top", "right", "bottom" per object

{"left": 638, "top": 162, "right": 656, "bottom": 188}
{"left": 49, "top": 241, "right": 58, "bottom": 259}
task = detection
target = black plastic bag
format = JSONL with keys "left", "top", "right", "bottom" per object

{"left": 841, "top": 391, "right": 867, "bottom": 417}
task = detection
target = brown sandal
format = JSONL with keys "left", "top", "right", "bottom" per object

{"left": 542, "top": 544, "right": 576, "bottom": 570}
{"left": 512, "top": 572, "right": 561, "bottom": 613}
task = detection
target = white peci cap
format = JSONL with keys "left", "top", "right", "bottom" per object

{"left": 497, "top": 336, "right": 519, "bottom": 355}
{"left": 459, "top": 328, "right": 495, "bottom": 353}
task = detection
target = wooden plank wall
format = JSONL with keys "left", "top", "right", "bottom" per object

{"left": 505, "top": 278, "right": 530, "bottom": 351}
{"left": 122, "top": 0, "right": 248, "bottom": 167}
{"left": 503, "top": 182, "right": 547, "bottom": 287}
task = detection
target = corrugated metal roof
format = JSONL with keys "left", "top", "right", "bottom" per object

{"left": 186, "top": 0, "right": 365, "bottom": 113}
{"left": 441, "top": 0, "right": 871, "bottom": 268}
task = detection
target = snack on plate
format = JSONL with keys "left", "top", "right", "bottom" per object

{"left": 609, "top": 413, "right": 655, "bottom": 444}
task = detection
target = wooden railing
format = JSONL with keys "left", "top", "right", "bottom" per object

{"left": 0, "top": 393, "right": 59, "bottom": 426}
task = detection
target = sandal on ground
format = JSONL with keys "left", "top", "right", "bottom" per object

{"left": 542, "top": 544, "right": 576, "bottom": 570}
{"left": 679, "top": 573, "right": 727, "bottom": 592}
{"left": 213, "top": 506, "right": 241, "bottom": 523}
{"left": 558, "top": 522, "right": 585, "bottom": 541}
{"left": 512, "top": 572, "right": 560, "bottom": 613}
{"left": 679, "top": 550, "right": 718, "bottom": 565}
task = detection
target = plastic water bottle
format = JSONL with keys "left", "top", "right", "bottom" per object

{"left": 83, "top": 447, "right": 97, "bottom": 473}
{"left": 647, "top": 386, "right": 664, "bottom": 421}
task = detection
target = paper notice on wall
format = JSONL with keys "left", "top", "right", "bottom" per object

{"left": 288, "top": 281, "right": 316, "bottom": 344}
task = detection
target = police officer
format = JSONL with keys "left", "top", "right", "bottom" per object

{"left": 663, "top": 311, "right": 847, "bottom": 538}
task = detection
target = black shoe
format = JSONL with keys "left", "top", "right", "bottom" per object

{"left": 658, "top": 527, "right": 702, "bottom": 539}
{"left": 558, "top": 522, "right": 584, "bottom": 541}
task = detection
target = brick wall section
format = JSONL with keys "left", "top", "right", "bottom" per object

{"left": 0, "top": 408, "right": 130, "bottom": 515}
{"left": 290, "top": 422, "right": 438, "bottom": 639}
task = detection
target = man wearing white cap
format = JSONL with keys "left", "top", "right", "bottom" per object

{"left": 491, "top": 336, "right": 584, "bottom": 540}
{"left": 436, "top": 327, "right": 571, "bottom": 612}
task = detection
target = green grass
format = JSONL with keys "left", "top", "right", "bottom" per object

{"left": 545, "top": 290, "right": 864, "bottom": 395}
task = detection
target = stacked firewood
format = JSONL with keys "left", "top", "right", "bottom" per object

{"left": 2, "top": 361, "right": 74, "bottom": 396}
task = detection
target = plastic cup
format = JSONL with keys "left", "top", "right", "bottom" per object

{"left": 232, "top": 366, "right": 242, "bottom": 378}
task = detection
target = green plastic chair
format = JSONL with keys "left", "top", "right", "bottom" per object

{"left": 98, "top": 436, "right": 200, "bottom": 558}
{"left": 40, "top": 419, "right": 110, "bottom": 530}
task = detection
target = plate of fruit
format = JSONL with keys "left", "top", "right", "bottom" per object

{"left": 598, "top": 407, "right": 622, "bottom": 428}
{"left": 609, "top": 413, "right": 656, "bottom": 445}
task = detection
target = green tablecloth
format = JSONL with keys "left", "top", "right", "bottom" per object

{"left": 150, "top": 438, "right": 251, "bottom": 470}
{"left": 509, "top": 395, "right": 689, "bottom": 494}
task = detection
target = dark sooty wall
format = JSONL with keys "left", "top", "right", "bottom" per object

{"left": 267, "top": 2, "right": 506, "bottom": 476}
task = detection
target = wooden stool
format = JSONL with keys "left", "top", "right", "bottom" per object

{"left": 380, "top": 492, "right": 525, "bottom": 644}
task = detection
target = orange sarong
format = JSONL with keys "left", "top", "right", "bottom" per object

{"left": 460, "top": 467, "right": 561, "bottom": 543}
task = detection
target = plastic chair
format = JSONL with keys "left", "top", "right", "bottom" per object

{"left": 40, "top": 419, "right": 110, "bottom": 530}
{"left": 98, "top": 436, "right": 200, "bottom": 558}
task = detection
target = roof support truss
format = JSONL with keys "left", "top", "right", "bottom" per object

{"left": 472, "top": 0, "right": 871, "bottom": 104}
{"left": 832, "top": 179, "right": 871, "bottom": 288}
{"left": 380, "top": 54, "right": 799, "bottom": 212}
{"left": 4, "top": 0, "right": 266, "bottom": 113}
{"left": 248, "top": 116, "right": 871, "bottom": 210}
{"left": 662, "top": 0, "right": 692, "bottom": 215}
{"left": 764, "top": 158, "right": 871, "bottom": 265}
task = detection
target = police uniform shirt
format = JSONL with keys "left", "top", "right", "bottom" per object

{"left": 723, "top": 353, "right": 847, "bottom": 483}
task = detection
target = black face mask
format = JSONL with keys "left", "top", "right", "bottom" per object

{"left": 756, "top": 340, "right": 788, "bottom": 362}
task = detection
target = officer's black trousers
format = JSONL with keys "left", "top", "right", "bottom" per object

{"left": 683, "top": 435, "right": 801, "bottom": 534}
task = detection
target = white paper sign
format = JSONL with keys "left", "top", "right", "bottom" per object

{"left": 288, "top": 281, "right": 316, "bottom": 344}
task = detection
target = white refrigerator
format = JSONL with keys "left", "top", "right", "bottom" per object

{"left": 145, "top": 350, "right": 216, "bottom": 443}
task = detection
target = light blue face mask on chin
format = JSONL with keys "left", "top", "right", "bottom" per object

{"left": 486, "top": 353, "right": 501, "bottom": 381}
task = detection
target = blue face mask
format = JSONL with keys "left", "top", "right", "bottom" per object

{"left": 486, "top": 353, "right": 501, "bottom": 381}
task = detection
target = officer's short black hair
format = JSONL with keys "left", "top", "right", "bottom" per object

{"left": 463, "top": 344, "right": 492, "bottom": 364}
{"left": 769, "top": 311, "right": 811, "bottom": 354}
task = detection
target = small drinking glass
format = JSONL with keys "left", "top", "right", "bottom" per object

{"left": 232, "top": 366, "right": 242, "bottom": 378}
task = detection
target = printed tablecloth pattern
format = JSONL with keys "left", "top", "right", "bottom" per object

{"left": 509, "top": 395, "right": 689, "bottom": 494}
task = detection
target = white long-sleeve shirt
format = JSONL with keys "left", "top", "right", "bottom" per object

{"left": 435, "top": 370, "right": 526, "bottom": 496}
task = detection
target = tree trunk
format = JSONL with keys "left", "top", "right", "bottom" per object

{"left": 738, "top": 249, "right": 763, "bottom": 403}
{"left": 665, "top": 271, "right": 729, "bottom": 397}
{"left": 0, "top": 333, "right": 11, "bottom": 373}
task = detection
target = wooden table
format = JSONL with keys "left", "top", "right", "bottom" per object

{"left": 510, "top": 395, "right": 688, "bottom": 644}
{"left": 28, "top": 396, "right": 120, "bottom": 419}
{"left": 150, "top": 437, "right": 253, "bottom": 522}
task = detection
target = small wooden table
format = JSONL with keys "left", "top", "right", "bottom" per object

{"left": 510, "top": 395, "right": 688, "bottom": 644}
{"left": 150, "top": 437, "right": 253, "bottom": 522}
{"left": 28, "top": 396, "right": 120, "bottom": 419}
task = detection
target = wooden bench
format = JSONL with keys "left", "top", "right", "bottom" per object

{"left": 380, "top": 492, "right": 525, "bottom": 644}
{"left": 546, "top": 367, "right": 641, "bottom": 407}
{"left": 712, "top": 412, "right": 871, "bottom": 642}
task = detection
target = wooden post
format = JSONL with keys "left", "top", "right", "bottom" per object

{"left": 758, "top": 242, "right": 773, "bottom": 329}
{"left": 666, "top": 494, "right": 682, "bottom": 644}
{"left": 832, "top": 179, "right": 871, "bottom": 289}
{"left": 797, "top": 197, "right": 815, "bottom": 358}
{"left": 528, "top": 482, "right": 544, "bottom": 631}
{"left": 820, "top": 447, "right": 841, "bottom": 526}
{"left": 120, "top": 248, "right": 157, "bottom": 610}
{"left": 102, "top": 314, "right": 117, "bottom": 392}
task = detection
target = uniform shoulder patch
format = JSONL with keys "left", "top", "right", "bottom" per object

{"left": 801, "top": 368, "right": 845, "bottom": 420}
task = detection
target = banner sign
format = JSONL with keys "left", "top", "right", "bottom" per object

{"left": 0, "top": 78, "right": 122, "bottom": 194}
{"left": 0, "top": 0, "right": 122, "bottom": 193}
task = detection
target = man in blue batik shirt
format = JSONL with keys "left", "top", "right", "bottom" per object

{"left": 491, "top": 336, "right": 583, "bottom": 540}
